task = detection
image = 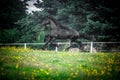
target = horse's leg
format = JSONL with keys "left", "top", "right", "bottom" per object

{"left": 46, "top": 38, "right": 56, "bottom": 50}
{"left": 49, "top": 38, "right": 56, "bottom": 45}
{"left": 66, "top": 39, "right": 74, "bottom": 50}
{"left": 41, "top": 37, "right": 56, "bottom": 50}
{"left": 41, "top": 37, "right": 53, "bottom": 50}
{"left": 68, "top": 38, "right": 82, "bottom": 50}
{"left": 75, "top": 40, "right": 82, "bottom": 49}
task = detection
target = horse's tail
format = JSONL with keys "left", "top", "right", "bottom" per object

{"left": 79, "top": 32, "right": 95, "bottom": 41}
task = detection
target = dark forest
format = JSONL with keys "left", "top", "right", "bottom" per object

{"left": 0, "top": 0, "right": 120, "bottom": 43}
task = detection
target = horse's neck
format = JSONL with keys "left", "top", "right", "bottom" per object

{"left": 49, "top": 19, "right": 60, "bottom": 29}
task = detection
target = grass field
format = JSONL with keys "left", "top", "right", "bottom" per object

{"left": 0, "top": 47, "right": 120, "bottom": 80}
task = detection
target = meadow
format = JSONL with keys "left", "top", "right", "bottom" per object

{"left": 0, "top": 47, "right": 120, "bottom": 80}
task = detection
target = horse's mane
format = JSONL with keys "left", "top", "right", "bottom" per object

{"left": 47, "top": 16, "right": 72, "bottom": 30}
{"left": 47, "top": 16, "right": 61, "bottom": 27}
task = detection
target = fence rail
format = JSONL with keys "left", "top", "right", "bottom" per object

{"left": 0, "top": 42, "right": 120, "bottom": 53}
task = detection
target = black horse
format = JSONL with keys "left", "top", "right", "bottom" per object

{"left": 41, "top": 16, "right": 94, "bottom": 50}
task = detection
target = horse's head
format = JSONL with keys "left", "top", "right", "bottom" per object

{"left": 41, "top": 16, "right": 61, "bottom": 29}
{"left": 41, "top": 16, "right": 54, "bottom": 26}
{"left": 41, "top": 19, "right": 50, "bottom": 26}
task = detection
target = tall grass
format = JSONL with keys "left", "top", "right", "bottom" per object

{"left": 0, "top": 46, "right": 120, "bottom": 80}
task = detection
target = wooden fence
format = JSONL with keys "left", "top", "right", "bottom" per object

{"left": 0, "top": 42, "right": 120, "bottom": 53}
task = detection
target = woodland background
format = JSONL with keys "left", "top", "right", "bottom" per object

{"left": 0, "top": 0, "right": 120, "bottom": 43}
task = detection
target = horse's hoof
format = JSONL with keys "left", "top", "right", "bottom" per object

{"left": 41, "top": 47, "right": 45, "bottom": 50}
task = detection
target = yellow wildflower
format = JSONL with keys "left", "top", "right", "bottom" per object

{"left": 68, "top": 63, "right": 72, "bottom": 66}
{"left": 79, "top": 64, "right": 82, "bottom": 69}
{"left": 75, "top": 72, "right": 78, "bottom": 75}
{"left": 40, "top": 69, "right": 44, "bottom": 71}
{"left": 92, "top": 69, "right": 98, "bottom": 76}
{"left": 73, "top": 75, "right": 76, "bottom": 78}
{"left": 108, "top": 58, "right": 114, "bottom": 64}
{"left": 101, "top": 70, "right": 105, "bottom": 75}
{"left": 46, "top": 64, "right": 49, "bottom": 67}
{"left": 48, "top": 68, "right": 52, "bottom": 72}
{"left": 55, "top": 71, "right": 59, "bottom": 76}
{"left": 23, "top": 71, "right": 26, "bottom": 76}
{"left": 32, "top": 58, "right": 36, "bottom": 62}
{"left": 16, "top": 63, "right": 19, "bottom": 69}
{"left": 45, "top": 71, "right": 49, "bottom": 75}
{"left": 68, "top": 78, "right": 71, "bottom": 80}
{"left": 115, "top": 66, "right": 120, "bottom": 72}
{"left": 70, "top": 73, "right": 74, "bottom": 77}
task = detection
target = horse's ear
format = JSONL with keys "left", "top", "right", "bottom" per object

{"left": 44, "top": 15, "right": 49, "bottom": 19}
{"left": 46, "top": 15, "right": 49, "bottom": 18}
{"left": 45, "top": 15, "right": 50, "bottom": 19}
{"left": 47, "top": 15, "right": 54, "bottom": 19}
{"left": 46, "top": 15, "right": 50, "bottom": 18}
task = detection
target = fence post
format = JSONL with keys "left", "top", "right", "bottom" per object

{"left": 24, "top": 43, "right": 26, "bottom": 50}
{"left": 55, "top": 46, "right": 58, "bottom": 52}
{"left": 90, "top": 42, "right": 93, "bottom": 53}
{"left": 55, "top": 43, "right": 59, "bottom": 52}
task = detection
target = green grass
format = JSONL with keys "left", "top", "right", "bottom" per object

{"left": 0, "top": 46, "right": 120, "bottom": 80}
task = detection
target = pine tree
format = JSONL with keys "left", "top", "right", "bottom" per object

{"left": 0, "top": 0, "right": 28, "bottom": 29}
